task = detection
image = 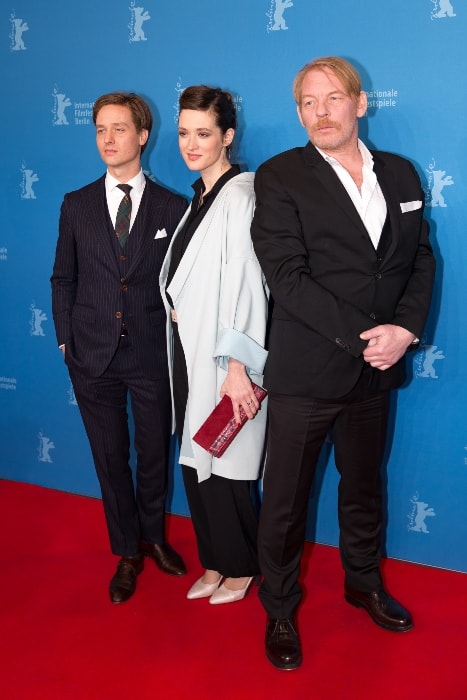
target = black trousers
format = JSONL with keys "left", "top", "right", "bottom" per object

{"left": 69, "top": 336, "right": 171, "bottom": 557}
{"left": 182, "top": 466, "right": 259, "bottom": 577}
{"left": 172, "top": 321, "right": 259, "bottom": 577}
{"left": 258, "top": 385, "right": 390, "bottom": 619}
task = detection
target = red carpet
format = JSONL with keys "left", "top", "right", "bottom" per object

{"left": 1, "top": 479, "right": 466, "bottom": 700}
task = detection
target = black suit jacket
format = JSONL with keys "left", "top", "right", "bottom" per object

{"left": 51, "top": 175, "right": 187, "bottom": 378}
{"left": 251, "top": 142, "right": 435, "bottom": 398}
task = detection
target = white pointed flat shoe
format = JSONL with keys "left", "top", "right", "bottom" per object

{"left": 209, "top": 576, "right": 254, "bottom": 605}
{"left": 186, "top": 576, "right": 222, "bottom": 600}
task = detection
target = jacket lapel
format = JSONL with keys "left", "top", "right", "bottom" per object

{"left": 372, "top": 153, "right": 400, "bottom": 261}
{"left": 165, "top": 175, "right": 243, "bottom": 302}
{"left": 303, "top": 143, "right": 369, "bottom": 236}
{"left": 303, "top": 143, "right": 400, "bottom": 261}
{"left": 125, "top": 177, "right": 164, "bottom": 277}
{"left": 162, "top": 207, "right": 193, "bottom": 304}
{"left": 85, "top": 176, "right": 119, "bottom": 270}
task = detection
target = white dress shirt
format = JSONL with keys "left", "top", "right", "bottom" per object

{"left": 105, "top": 169, "right": 146, "bottom": 233}
{"left": 316, "top": 139, "right": 387, "bottom": 249}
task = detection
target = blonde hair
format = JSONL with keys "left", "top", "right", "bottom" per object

{"left": 293, "top": 56, "right": 362, "bottom": 104}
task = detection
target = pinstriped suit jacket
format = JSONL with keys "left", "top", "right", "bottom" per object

{"left": 51, "top": 175, "right": 187, "bottom": 378}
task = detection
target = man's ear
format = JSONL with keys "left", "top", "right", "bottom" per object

{"left": 296, "top": 104, "right": 305, "bottom": 128}
{"left": 139, "top": 129, "right": 149, "bottom": 147}
{"left": 357, "top": 91, "right": 367, "bottom": 118}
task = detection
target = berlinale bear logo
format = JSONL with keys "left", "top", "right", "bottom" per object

{"left": 407, "top": 493, "right": 436, "bottom": 534}
{"left": 425, "top": 159, "right": 454, "bottom": 208}
{"left": 267, "top": 0, "right": 293, "bottom": 32}
{"left": 431, "top": 0, "right": 456, "bottom": 19}
{"left": 129, "top": 2, "right": 151, "bottom": 42}
{"left": 10, "top": 12, "right": 28, "bottom": 51}
{"left": 20, "top": 164, "right": 39, "bottom": 200}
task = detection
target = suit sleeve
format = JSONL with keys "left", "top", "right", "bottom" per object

{"left": 390, "top": 164, "right": 435, "bottom": 337}
{"left": 251, "top": 163, "right": 374, "bottom": 358}
{"left": 50, "top": 193, "right": 77, "bottom": 347}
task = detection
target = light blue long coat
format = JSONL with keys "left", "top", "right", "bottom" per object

{"left": 160, "top": 172, "right": 269, "bottom": 482}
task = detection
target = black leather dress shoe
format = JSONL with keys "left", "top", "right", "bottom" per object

{"left": 109, "top": 555, "right": 144, "bottom": 604}
{"left": 265, "top": 617, "right": 302, "bottom": 670}
{"left": 344, "top": 587, "right": 413, "bottom": 632}
{"left": 140, "top": 541, "right": 187, "bottom": 576}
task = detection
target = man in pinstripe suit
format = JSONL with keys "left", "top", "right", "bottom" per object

{"left": 51, "top": 92, "right": 188, "bottom": 603}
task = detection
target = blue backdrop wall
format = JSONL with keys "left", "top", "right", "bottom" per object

{"left": 1, "top": 0, "right": 465, "bottom": 573}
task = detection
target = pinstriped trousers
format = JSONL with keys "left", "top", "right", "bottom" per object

{"left": 69, "top": 336, "right": 171, "bottom": 557}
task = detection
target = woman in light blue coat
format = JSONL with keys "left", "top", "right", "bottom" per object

{"left": 160, "top": 86, "right": 269, "bottom": 604}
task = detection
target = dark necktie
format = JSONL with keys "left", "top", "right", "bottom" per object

{"left": 115, "top": 184, "right": 132, "bottom": 247}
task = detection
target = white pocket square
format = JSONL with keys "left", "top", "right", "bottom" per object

{"left": 154, "top": 228, "right": 167, "bottom": 239}
{"left": 400, "top": 200, "right": 422, "bottom": 213}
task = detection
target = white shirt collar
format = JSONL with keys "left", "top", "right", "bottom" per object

{"left": 105, "top": 169, "right": 146, "bottom": 196}
{"left": 315, "top": 139, "right": 373, "bottom": 169}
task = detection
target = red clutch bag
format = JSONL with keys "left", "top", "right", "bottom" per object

{"left": 192, "top": 382, "right": 267, "bottom": 458}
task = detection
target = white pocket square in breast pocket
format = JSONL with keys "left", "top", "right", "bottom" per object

{"left": 400, "top": 200, "right": 422, "bottom": 213}
{"left": 154, "top": 228, "right": 167, "bottom": 239}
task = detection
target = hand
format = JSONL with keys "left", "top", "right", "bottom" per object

{"left": 220, "top": 358, "right": 260, "bottom": 424}
{"left": 360, "top": 324, "right": 416, "bottom": 371}
{"left": 59, "top": 344, "right": 66, "bottom": 357}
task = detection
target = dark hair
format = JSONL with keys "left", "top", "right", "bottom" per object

{"left": 179, "top": 85, "right": 237, "bottom": 133}
{"left": 92, "top": 92, "right": 153, "bottom": 153}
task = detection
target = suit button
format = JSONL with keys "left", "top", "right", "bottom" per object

{"left": 336, "top": 338, "right": 350, "bottom": 351}
{"left": 121, "top": 284, "right": 128, "bottom": 292}
{"left": 115, "top": 311, "right": 123, "bottom": 319}
{"left": 370, "top": 312, "right": 376, "bottom": 320}
{"left": 375, "top": 273, "right": 382, "bottom": 280}
{"left": 120, "top": 255, "right": 126, "bottom": 262}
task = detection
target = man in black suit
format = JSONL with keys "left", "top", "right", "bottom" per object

{"left": 51, "top": 92, "right": 188, "bottom": 603}
{"left": 251, "top": 57, "right": 435, "bottom": 669}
